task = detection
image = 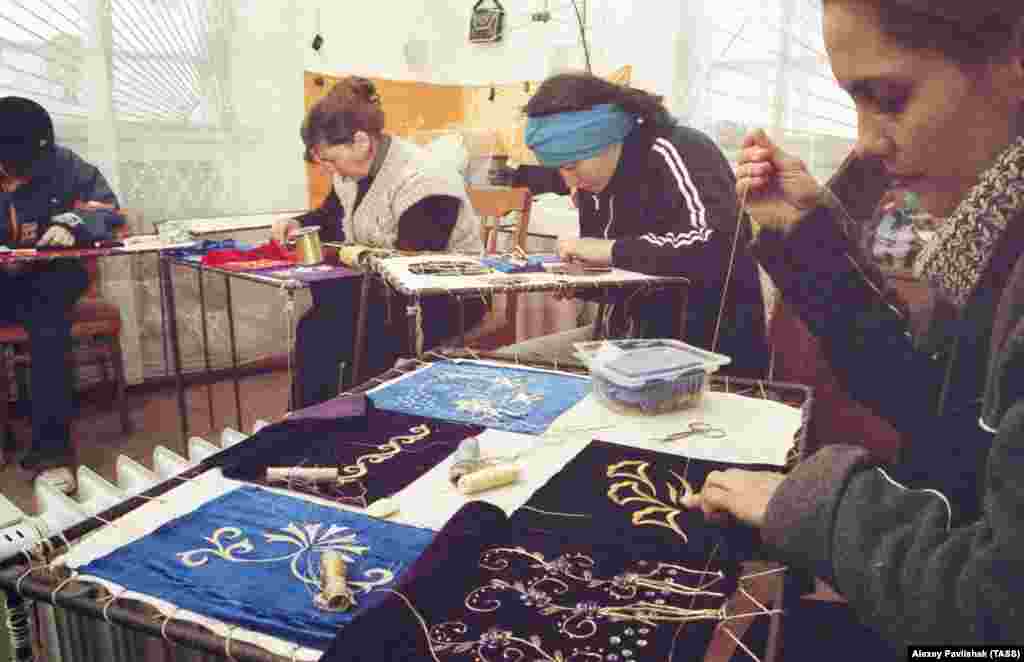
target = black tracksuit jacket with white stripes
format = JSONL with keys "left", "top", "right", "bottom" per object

{"left": 578, "top": 119, "right": 769, "bottom": 378}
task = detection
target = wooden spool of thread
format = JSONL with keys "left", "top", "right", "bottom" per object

{"left": 314, "top": 550, "right": 356, "bottom": 612}
{"left": 289, "top": 226, "right": 324, "bottom": 265}
{"left": 266, "top": 467, "right": 339, "bottom": 483}
{"left": 456, "top": 463, "right": 522, "bottom": 495}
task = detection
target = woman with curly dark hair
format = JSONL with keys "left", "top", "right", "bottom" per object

{"left": 503, "top": 72, "right": 769, "bottom": 378}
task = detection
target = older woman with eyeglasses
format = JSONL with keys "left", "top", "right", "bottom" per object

{"left": 274, "top": 77, "right": 484, "bottom": 408}
{"left": 684, "top": 0, "right": 1024, "bottom": 647}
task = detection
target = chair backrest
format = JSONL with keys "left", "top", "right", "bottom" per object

{"left": 467, "top": 186, "right": 532, "bottom": 254}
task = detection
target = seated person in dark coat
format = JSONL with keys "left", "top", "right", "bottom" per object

{"left": 0, "top": 97, "right": 123, "bottom": 478}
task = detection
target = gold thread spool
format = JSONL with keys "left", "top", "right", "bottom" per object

{"left": 314, "top": 550, "right": 355, "bottom": 612}
{"left": 266, "top": 467, "right": 339, "bottom": 483}
{"left": 449, "top": 459, "right": 486, "bottom": 486}
{"left": 456, "top": 464, "right": 522, "bottom": 495}
{"left": 337, "top": 245, "right": 370, "bottom": 268}
{"left": 289, "top": 226, "right": 324, "bottom": 265}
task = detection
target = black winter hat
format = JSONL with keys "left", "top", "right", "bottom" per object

{"left": 0, "top": 96, "right": 55, "bottom": 176}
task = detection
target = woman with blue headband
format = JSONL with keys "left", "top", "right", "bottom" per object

{"left": 503, "top": 73, "right": 769, "bottom": 378}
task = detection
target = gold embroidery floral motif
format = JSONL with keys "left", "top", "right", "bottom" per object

{"left": 390, "top": 546, "right": 728, "bottom": 661}
{"left": 453, "top": 399, "right": 503, "bottom": 419}
{"left": 177, "top": 522, "right": 394, "bottom": 594}
{"left": 471, "top": 548, "right": 724, "bottom": 636}
{"left": 338, "top": 424, "right": 432, "bottom": 484}
{"left": 606, "top": 460, "right": 694, "bottom": 543}
{"left": 427, "top": 621, "right": 604, "bottom": 662}
{"left": 441, "top": 370, "right": 545, "bottom": 421}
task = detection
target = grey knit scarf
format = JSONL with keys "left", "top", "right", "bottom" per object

{"left": 914, "top": 136, "right": 1024, "bottom": 308}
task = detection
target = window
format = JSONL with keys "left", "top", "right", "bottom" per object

{"left": 690, "top": 0, "right": 856, "bottom": 183}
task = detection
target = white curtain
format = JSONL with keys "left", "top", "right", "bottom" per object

{"left": 0, "top": 0, "right": 309, "bottom": 383}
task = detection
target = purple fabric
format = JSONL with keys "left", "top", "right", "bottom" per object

{"left": 289, "top": 394, "right": 368, "bottom": 421}
{"left": 511, "top": 440, "right": 782, "bottom": 561}
{"left": 322, "top": 502, "right": 736, "bottom": 662}
{"left": 216, "top": 401, "right": 482, "bottom": 508}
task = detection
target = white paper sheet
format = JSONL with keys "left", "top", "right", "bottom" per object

{"left": 380, "top": 389, "right": 801, "bottom": 532}
{"left": 549, "top": 391, "right": 801, "bottom": 466}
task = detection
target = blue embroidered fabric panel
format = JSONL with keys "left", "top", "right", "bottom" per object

{"left": 78, "top": 486, "right": 435, "bottom": 649}
{"left": 367, "top": 360, "right": 591, "bottom": 435}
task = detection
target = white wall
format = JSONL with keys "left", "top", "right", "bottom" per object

{"left": 297, "top": 1, "right": 458, "bottom": 82}
{"left": 293, "top": 1, "right": 665, "bottom": 88}
{"left": 223, "top": 0, "right": 699, "bottom": 211}
{"left": 229, "top": 0, "right": 309, "bottom": 214}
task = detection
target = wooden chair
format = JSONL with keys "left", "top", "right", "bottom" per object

{"left": 0, "top": 224, "right": 133, "bottom": 460}
{"left": 469, "top": 186, "right": 533, "bottom": 255}
{"left": 462, "top": 187, "right": 533, "bottom": 349}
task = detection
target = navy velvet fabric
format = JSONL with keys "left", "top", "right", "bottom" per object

{"left": 216, "top": 395, "right": 483, "bottom": 508}
{"left": 511, "top": 440, "right": 782, "bottom": 561}
{"left": 321, "top": 501, "right": 738, "bottom": 662}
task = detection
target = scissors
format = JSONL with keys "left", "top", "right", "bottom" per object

{"left": 660, "top": 422, "right": 727, "bottom": 443}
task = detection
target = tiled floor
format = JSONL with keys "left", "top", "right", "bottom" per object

{"left": 1, "top": 369, "right": 292, "bottom": 516}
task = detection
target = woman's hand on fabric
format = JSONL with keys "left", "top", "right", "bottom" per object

{"left": 736, "top": 129, "right": 823, "bottom": 234}
{"left": 271, "top": 218, "right": 300, "bottom": 245}
{"left": 681, "top": 468, "right": 787, "bottom": 528}
{"left": 557, "top": 237, "right": 614, "bottom": 266}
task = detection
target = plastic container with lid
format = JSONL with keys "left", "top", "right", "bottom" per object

{"left": 576, "top": 339, "right": 731, "bottom": 415}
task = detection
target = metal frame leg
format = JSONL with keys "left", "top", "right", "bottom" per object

{"left": 158, "top": 264, "right": 169, "bottom": 380}
{"left": 457, "top": 295, "right": 466, "bottom": 348}
{"left": 197, "top": 267, "right": 215, "bottom": 433}
{"left": 224, "top": 275, "right": 243, "bottom": 432}
{"left": 764, "top": 569, "right": 786, "bottom": 662}
{"left": 286, "top": 289, "right": 297, "bottom": 411}
{"left": 349, "top": 274, "right": 372, "bottom": 388}
{"left": 407, "top": 297, "right": 422, "bottom": 358}
{"left": 159, "top": 256, "right": 189, "bottom": 446}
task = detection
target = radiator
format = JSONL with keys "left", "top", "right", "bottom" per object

{"left": 1, "top": 420, "right": 270, "bottom": 662}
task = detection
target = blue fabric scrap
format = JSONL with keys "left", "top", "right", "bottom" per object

{"left": 479, "top": 254, "right": 561, "bottom": 273}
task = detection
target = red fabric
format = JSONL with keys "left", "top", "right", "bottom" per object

{"left": 73, "top": 200, "right": 120, "bottom": 213}
{"left": 200, "top": 240, "right": 296, "bottom": 269}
